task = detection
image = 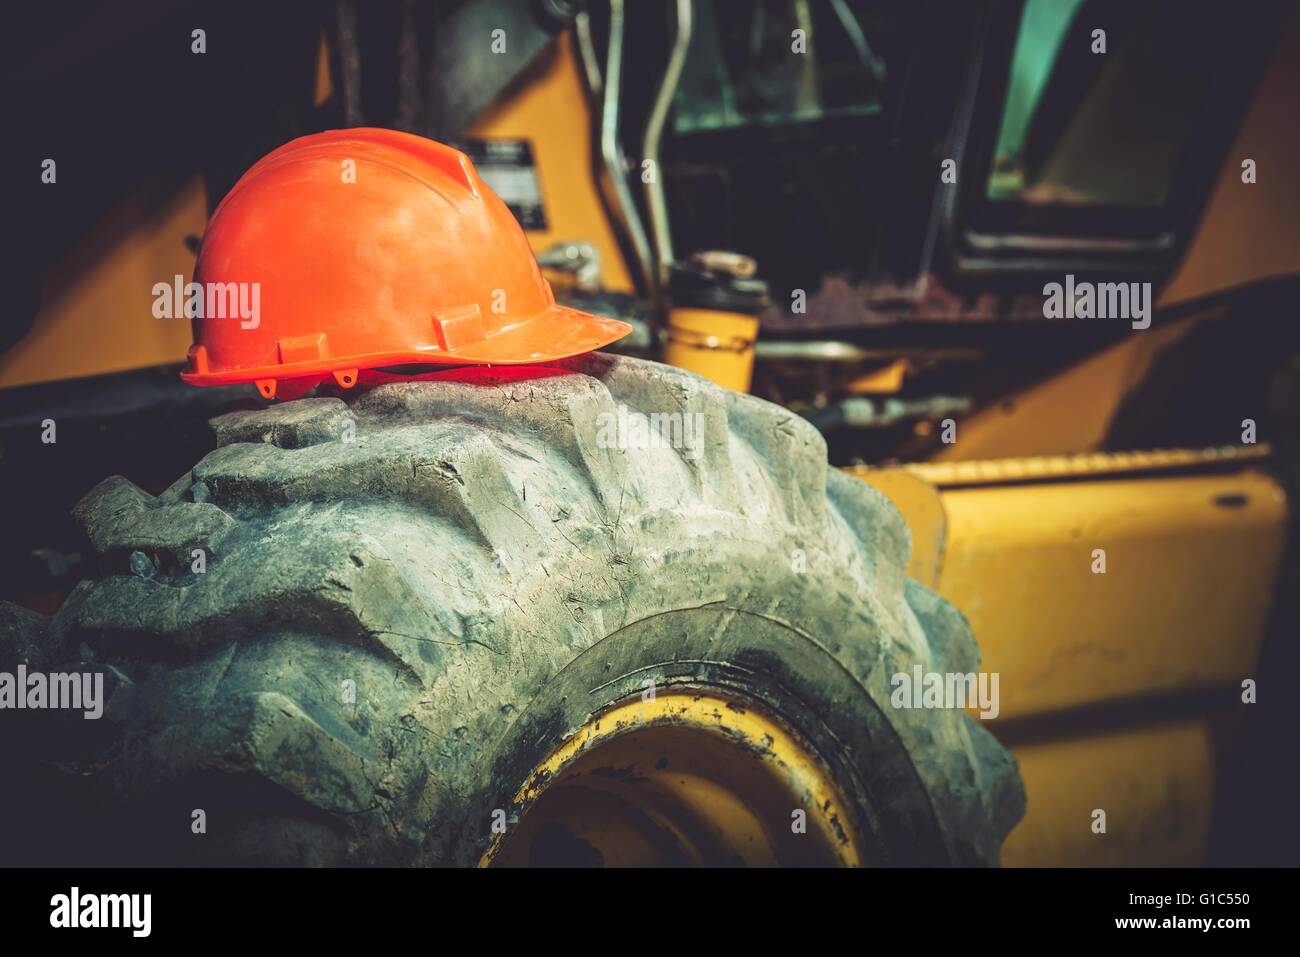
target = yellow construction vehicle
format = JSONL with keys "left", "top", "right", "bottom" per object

{"left": 2, "top": 0, "right": 1297, "bottom": 871}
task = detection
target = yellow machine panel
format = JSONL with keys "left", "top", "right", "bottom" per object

{"left": 0, "top": 179, "right": 206, "bottom": 390}
{"left": 468, "top": 33, "right": 634, "bottom": 294}
{"left": 854, "top": 450, "right": 1287, "bottom": 865}
{"left": 937, "top": 468, "right": 1284, "bottom": 718}
{"left": 1002, "top": 719, "right": 1216, "bottom": 868}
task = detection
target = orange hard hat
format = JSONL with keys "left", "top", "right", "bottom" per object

{"left": 181, "top": 128, "right": 631, "bottom": 398}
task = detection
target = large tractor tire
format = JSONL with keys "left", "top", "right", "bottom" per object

{"left": 3, "top": 354, "right": 1023, "bottom": 866}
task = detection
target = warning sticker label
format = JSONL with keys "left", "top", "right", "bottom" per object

{"left": 460, "top": 139, "right": 547, "bottom": 231}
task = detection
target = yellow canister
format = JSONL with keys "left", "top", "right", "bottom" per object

{"left": 664, "top": 307, "right": 760, "bottom": 393}
{"left": 663, "top": 257, "right": 769, "bottom": 393}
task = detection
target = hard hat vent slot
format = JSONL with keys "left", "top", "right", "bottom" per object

{"left": 277, "top": 333, "right": 330, "bottom": 364}
{"left": 433, "top": 304, "right": 486, "bottom": 351}
{"left": 187, "top": 345, "right": 211, "bottom": 375}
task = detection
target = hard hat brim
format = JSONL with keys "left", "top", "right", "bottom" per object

{"left": 181, "top": 305, "right": 633, "bottom": 387}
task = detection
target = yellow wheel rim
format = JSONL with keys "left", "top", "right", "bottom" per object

{"left": 483, "top": 690, "right": 866, "bottom": 867}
